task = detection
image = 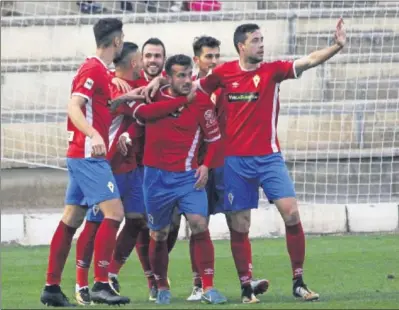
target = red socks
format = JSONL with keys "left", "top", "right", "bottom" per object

{"left": 192, "top": 230, "right": 214, "bottom": 290}
{"left": 149, "top": 238, "right": 169, "bottom": 290}
{"left": 76, "top": 221, "right": 100, "bottom": 288}
{"left": 189, "top": 234, "right": 202, "bottom": 287}
{"left": 285, "top": 222, "right": 305, "bottom": 279}
{"left": 93, "top": 218, "right": 121, "bottom": 283}
{"left": 136, "top": 228, "right": 156, "bottom": 288}
{"left": 46, "top": 221, "right": 77, "bottom": 285}
{"left": 230, "top": 230, "right": 253, "bottom": 285}
{"left": 108, "top": 218, "right": 144, "bottom": 276}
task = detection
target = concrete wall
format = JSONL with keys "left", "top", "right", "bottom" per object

{"left": 2, "top": 202, "right": 398, "bottom": 245}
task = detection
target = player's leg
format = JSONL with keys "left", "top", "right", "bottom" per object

{"left": 131, "top": 166, "right": 157, "bottom": 298}
{"left": 40, "top": 163, "right": 87, "bottom": 307}
{"left": 178, "top": 171, "right": 227, "bottom": 305}
{"left": 258, "top": 153, "right": 319, "bottom": 301}
{"left": 108, "top": 170, "right": 147, "bottom": 295}
{"left": 143, "top": 166, "right": 177, "bottom": 305}
{"left": 75, "top": 206, "right": 103, "bottom": 305}
{"left": 167, "top": 207, "right": 181, "bottom": 254}
{"left": 224, "top": 156, "right": 269, "bottom": 303}
{"left": 187, "top": 166, "right": 218, "bottom": 302}
{"left": 135, "top": 228, "right": 157, "bottom": 300}
{"left": 72, "top": 158, "right": 130, "bottom": 305}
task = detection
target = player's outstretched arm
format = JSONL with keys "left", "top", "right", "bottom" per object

{"left": 294, "top": 17, "right": 346, "bottom": 76}
{"left": 109, "top": 87, "right": 146, "bottom": 113}
{"left": 135, "top": 90, "right": 196, "bottom": 121}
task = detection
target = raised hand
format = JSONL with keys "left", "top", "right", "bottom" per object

{"left": 335, "top": 17, "right": 346, "bottom": 47}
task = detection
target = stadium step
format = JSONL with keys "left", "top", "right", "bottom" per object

{"left": 294, "top": 30, "right": 399, "bottom": 55}
{"left": 324, "top": 77, "right": 399, "bottom": 101}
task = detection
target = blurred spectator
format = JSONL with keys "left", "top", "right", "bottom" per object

{"left": 185, "top": 0, "right": 221, "bottom": 12}
{"left": 76, "top": 1, "right": 106, "bottom": 14}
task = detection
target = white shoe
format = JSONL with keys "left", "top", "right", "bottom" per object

{"left": 187, "top": 286, "right": 203, "bottom": 301}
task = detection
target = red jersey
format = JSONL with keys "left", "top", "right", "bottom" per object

{"left": 133, "top": 70, "right": 166, "bottom": 165}
{"left": 194, "top": 74, "right": 225, "bottom": 168}
{"left": 107, "top": 80, "right": 142, "bottom": 174}
{"left": 143, "top": 86, "right": 221, "bottom": 172}
{"left": 199, "top": 60, "right": 298, "bottom": 156}
{"left": 67, "top": 56, "right": 113, "bottom": 158}
{"left": 108, "top": 78, "right": 188, "bottom": 174}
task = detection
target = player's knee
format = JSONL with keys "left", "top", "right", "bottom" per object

{"left": 62, "top": 204, "right": 86, "bottom": 228}
{"left": 99, "top": 198, "right": 124, "bottom": 222}
{"left": 276, "top": 198, "right": 300, "bottom": 226}
{"left": 187, "top": 214, "right": 208, "bottom": 234}
{"left": 150, "top": 227, "right": 169, "bottom": 241}
{"left": 229, "top": 210, "right": 251, "bottom": 233}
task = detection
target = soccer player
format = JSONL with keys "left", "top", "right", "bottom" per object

{"left": 143, "top": 18, "right": 346, "bottom": 303}
{"left": 142, "top": 54, "right": 227, "bottom": 305}
{"left": 187, "top": 36, "right": 269, "bottom": 303}
{"left": 109, "top": 38, "right": 181, "bottom": 301}
{"left": 74, "top": 41, "right": 194, "bottom": 305}
{"left": 40, "top": 18, "right": 145, "bottom": 307}
{"left": 187, "top": 35, "right": 223, "bottom": 301}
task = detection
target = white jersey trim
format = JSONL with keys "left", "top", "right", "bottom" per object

{"left": 271, "top": 83, "right": 279, "bottom": 153}
{"left": 185, "top": 127, "right": 201, "bottom": 171}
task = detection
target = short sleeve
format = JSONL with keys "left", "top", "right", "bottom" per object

{"left": 71, "top": 64, "right": 105, "bottom": 101}
{"left": 198, "top": 64, "right": 224, "bottom": 95}
{"left": 270, "top": 60, "right": 300, "bottom": 83}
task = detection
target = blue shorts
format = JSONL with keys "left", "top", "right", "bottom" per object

{"left": 65, "top": 158, "right": 120, "bottom": 207}
{"left": 206, "top": 166, "right": 225, "bottom": 215}
{"left": 143, "top": 166, "right": 208, "bottom": 231}
{"left": 224, "top": 153, "right": 296, "bottom": 212}
{"left": 86, "top": 167, "right": 145, "bottom": 222}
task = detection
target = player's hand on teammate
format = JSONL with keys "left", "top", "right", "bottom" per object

{"left": 194, "top": 165, "right": 209, "bottom": 189}
{"left": 142, "top": 76, "right": 168, "bottom": 103}
{"left": 335, "top": 17, "right": 346, "bottom": 47}
{"left": 112, "top": 77, "right": 132, "bottom": 93}
{"left": 186, "top": 88, "right": 197, "bottom": 104}
{"left": 90, "top": 131, "right": 107, "bottom": 157}
{"left": 117, "top": 133, "right": 132, "bottom": 156}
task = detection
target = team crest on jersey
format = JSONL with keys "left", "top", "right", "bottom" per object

{"left": 204, "top": 109, "right": 217, "bottom": 128}
{"left": 107, "top": 181, "right": 114, "bottom": 193}
{"left": 228, "top": 193, "right": 234, "bottom": 205}
{"left": 253, "top": 75, "right": 260, "bottom": 88}
{"left": 84, "top": 78, "right": 94, "bottom": 90}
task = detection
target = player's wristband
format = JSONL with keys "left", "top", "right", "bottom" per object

{"left": 120, "top": 132, "right": 132, "bottom": 144}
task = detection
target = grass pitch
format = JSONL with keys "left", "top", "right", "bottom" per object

{"left": 1, "top": 235, "right": 399, "bottom": 309}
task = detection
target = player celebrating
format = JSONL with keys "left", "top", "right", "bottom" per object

{"left": 142, "top": 54, "right": 227, "bottom": 305}
{"left": 197, "top": 19, "right": 346, "bottom": 302}
{"left": 74, "top": 41, "right": 194, "bottom": 306}
{"left": 40, "top": 18, "right": 145, "bottom": 307}
{"left": 187, "top": 35, "right": 223, "bottom": 301}
{"left": 187, "top": 36, "right": 269, "bottom": 303}
{"left": 107, "top": 38, "right": 179, "bottom": 301}
{"left": 143, "top": 18, "right": 346, "bottom": 303}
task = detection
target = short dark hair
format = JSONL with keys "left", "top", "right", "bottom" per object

{"left": 142, "top": 38, "right": 166, "bottom": 57}
{"left": 193, "top": 36, "right": 221, "bottom": 57}
{"left": 165, "top": 54, "right": 192, "bottom": 76}
{"left": 93, "top": 18, "right": 123, "bottom": 48}
{"left": 233, "top": 23, "right": 260, "bottom": 53}
{"left": 113, "top": 42, "right": 139, "bottom": 67}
